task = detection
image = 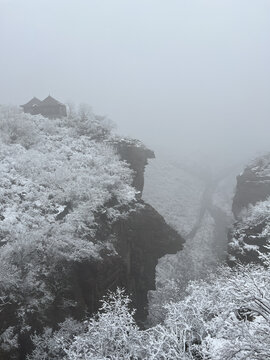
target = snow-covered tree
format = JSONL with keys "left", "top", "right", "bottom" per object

{"left": 59, "top": 289, "right": 140, "bottom": 360}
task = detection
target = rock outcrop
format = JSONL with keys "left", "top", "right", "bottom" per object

{"left": 232, "top": 154, "right": 270, "bottom": 218}
{"left": 228, "top": 154, "right": 270, "bottom": 264}
{"left": 68, "top": 201, "right": 183, "bottom": 324}
{"left": 49, "top": 140, "right": 183, "bottom": 323}
{"left": 111, "top": 137, "right": 155, "bottom": 196}
{"left": 73, "top": 140, "right": 183, "bottom": 322}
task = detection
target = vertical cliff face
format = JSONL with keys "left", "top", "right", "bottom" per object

{"left": 64, "top": 199, "right": 183, "bottom": 324}
{"left": 53, "top": 139, "right": 183, "bottom": 323}
{"left": 228, "top": 154, "right": 270, "bottom": 264}
{"left": 113, "top": 138, "right": 155, "bottom": 196}
{"left": 99, "top": 139, "right": 183, "bottom": 320}
{"left": 113, "top": 201, "right": 183, "bottom": 320}
{"left": 232, "top": 155, "right": 270, "bottom": 219}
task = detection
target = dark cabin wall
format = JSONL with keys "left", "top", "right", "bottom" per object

{"left": 22, "top": 104, "right": 67, "bottom": 119}
{"left": 39, "top": 104, "right": 66, "bottom": 119}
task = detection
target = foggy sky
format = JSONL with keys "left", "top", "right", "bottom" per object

{"left": 1, "top": 0, "right": 270, "bottom": 167}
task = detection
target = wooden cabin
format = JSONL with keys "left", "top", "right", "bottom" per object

{"left": 21, "top": 95, "right": 67, "bottom": 119}
{"left": 20, "top": 97, "right": 42, "bottom": 115}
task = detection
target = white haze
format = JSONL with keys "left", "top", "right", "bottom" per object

{"left": 1, "top": 0, "right": 270, "bottom": 168}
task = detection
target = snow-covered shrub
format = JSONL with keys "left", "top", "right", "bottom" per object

{"left": 0, "top": 106, "right": 39, "bottom": 148}
{"left": 65, "top": 103, "right": 116, "bottom": 139}
{"left": 59, "top": 289, "right": 140, "bottom": 360}
{"left": 155, "top": 262, "right": 270, "bottom": 360}
{"left": 229, "top": 197, "right": 270, "bottom": 262}
{"left": 28, "top": 289, "right": 141, "bottom": 360}
{"left": 30, "top": 288, "right": 191, "bottom": 360}
{"left": 150, "top": 261, "right": 270, "bottom": 359}
{"left": 248, "top": 153, "right": 270, "bottom": 177}
{"left": 28, "top": 319, "right": 85, "bottom": 360}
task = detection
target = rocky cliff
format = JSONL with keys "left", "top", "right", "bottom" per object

{"left": 232, "top": 154, "right": 270, "bottom": 218}
{"left": 55, "top": 140, "right": 183, "bottom": 322}
{"left": 76, "top": 139, "right": 183, "bottom": 321}
{"left": 228, "top": 154, "right": 270, "bottom": 264}
{"left": 0, "top": 137, "right": 184, "bottom": 360}
{"left": 110, "top": 137, "right": 155, "bottom": 196}
{"left": 71, "top": 199, "right": 183, "bottom": 323}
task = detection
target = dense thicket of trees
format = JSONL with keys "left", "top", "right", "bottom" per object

{"left": 29, "top": 258, "right": 270, "bottom": 359}
{"left": 0, "top": 106, "right": 136, "bottom": 357}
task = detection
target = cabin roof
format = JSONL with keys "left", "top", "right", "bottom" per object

{"left": 40, "top": 95, "right": 64, "bottom": 106}
{"left": 20, "top": 97, "right": 42, "bottom": 108}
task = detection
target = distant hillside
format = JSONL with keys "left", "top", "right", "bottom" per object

{"left": 143, "top": 151, "right": 205, "bottom": 236}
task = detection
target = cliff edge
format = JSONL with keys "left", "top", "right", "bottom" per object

{"left": 0, "top": 108, "right": 184, "bottom": 359}
{"left": 228, "top": 154, "right": 270, "bottom": 264}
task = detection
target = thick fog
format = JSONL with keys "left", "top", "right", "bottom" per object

{"left": 1, "top": 0, "right": 270, "bottom": 167}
